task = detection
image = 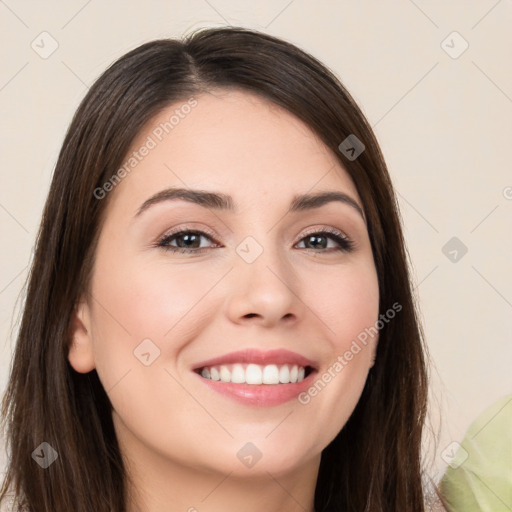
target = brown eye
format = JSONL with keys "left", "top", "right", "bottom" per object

{"left": 157, "top": 230, "right": 218, "bottom": 253}
{"left": 296, "top": 229, "right": 355, "bottom": 253}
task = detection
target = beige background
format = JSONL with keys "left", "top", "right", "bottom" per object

{"left": 1, "top": 0, "right": 511, "bottom": 484}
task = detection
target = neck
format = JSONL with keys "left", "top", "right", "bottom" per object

{"left": 127, "top": 465, "right": 318, "bottom": 512}
{"left": 119, "top": 430, "right": 319, "bottom": 512}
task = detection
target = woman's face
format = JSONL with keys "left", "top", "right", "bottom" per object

{"left": 69, "top": 89, "right": 379, "bottom": 480}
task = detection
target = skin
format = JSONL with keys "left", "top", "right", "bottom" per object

{"left": 69, "top": 89, "right": 380, "bottom": 512}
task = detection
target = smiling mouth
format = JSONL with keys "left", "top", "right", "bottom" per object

{"left": 194, "top": 363, "right": 316, "bottom": 385}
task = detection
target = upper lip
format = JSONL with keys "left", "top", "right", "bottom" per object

{"left": 191, "top": 348, "right": 318, "bottom": 371}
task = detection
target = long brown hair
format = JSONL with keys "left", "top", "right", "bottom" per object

{"left": 1, "top": 26, "right": 431, "bottom": 511}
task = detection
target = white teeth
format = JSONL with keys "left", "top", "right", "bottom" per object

{"left": 279, "top": 365, "right": 290, "bottom": 383}
{"left": 219, "top": 365, "right": 231, "bottom": 382}
{"left": 246, "top": 363, "right": 263, "bottom": 384}
{"left": 198, "top": 363, "right": 308, "bottom": 385}
{"left": 231, "top": 364, "right": 245, "bottom": 384}
{"left": 262, "top": 364, "right": 279, "bottom": 384}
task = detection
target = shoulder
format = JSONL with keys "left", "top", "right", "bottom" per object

{"left": 0, "top": 490, "right": 16, "bottom": 512}
{"left": 0, "top": 490, "right": 27, "bottom": 512}
{"left": 440, "top": 394, "right": 512, "bottom": 511}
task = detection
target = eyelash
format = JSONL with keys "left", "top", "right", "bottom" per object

{"left": 156, "top": 226, "right": 355, "bottom": 254}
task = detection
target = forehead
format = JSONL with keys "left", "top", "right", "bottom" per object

{"left": 106, "top": 88, "right": 360, "bottom": 215}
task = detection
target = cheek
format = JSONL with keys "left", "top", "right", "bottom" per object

{"left": 296, "top": 261, "right": 379, "bottom": 441}
{"left": 87, "top": 258, "right": 219, "bottom": 440}
{"left": 87, "top": 252, "right": 224, "bottom": 385}
{"left": 307, "top": 259, "right": 380, "bottom": 351}
{"left": 92, "top": 256, "right": 216, "bottom": 338}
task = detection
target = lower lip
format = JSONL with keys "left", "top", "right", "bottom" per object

{"left": 194, "top": 371, "right": 317, "bottom": 407}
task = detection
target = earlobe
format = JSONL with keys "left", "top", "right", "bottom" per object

{"left": 68, "top": 299, "right": 96, "bottom": 373}
{"left": 369, "top": 341, "right": 378, "bottom": 368}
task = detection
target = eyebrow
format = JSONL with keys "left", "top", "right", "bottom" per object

{"left": 134, "top": 187, "right": 365, "bottom": 221}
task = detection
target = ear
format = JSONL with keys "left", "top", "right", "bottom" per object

{"left": 68, "top": 298, "right": 96, "bottom": 373}
{"left": 369, "top": 337, "right": 378, "bottom": 368}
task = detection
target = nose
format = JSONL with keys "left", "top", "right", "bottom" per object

{"left": 223, "top": 240, "right": 302, "bottom": 328}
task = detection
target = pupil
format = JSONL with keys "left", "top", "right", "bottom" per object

{"left": 175, "top": 234, "right": 329, "bottom": 250}
{"left": 179, "top": 233, "right": 199, "bottom": 248}
{"left": 308, "top": 235, "right": 326, "bottom": 249}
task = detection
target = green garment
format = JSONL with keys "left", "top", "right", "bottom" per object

{"left": 441, "top": 394, "right": 512, "bottom": 512}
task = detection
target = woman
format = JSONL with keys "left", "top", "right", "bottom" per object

{"left": 0, "top": 26, "right": 442, "bottom": 511}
